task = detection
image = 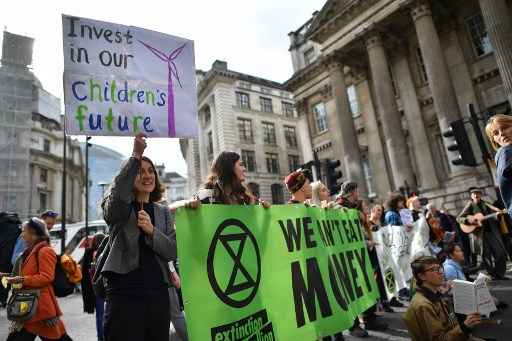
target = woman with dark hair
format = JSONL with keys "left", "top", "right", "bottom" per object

{"left": 2, "top": 218, "right": 72, "bottom": 341}
{"left": 384, "top": 193, "right": 406, "bottom": 227}
{"left": 100, "top": 134, "right": 177, "bottom": 341}
{"left": 197, "top": 151, "right": 270, "bottom": 207}
{"left": 80, "top": 233, "right": 106, "bottom": 341}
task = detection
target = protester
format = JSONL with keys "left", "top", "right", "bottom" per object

{"left": 490, "top": 187, "right": 512, "bottom": 261}
{"left": 368, "top": 204, "right": 395, "bottom": 312}
{"left": 485, "top": 114, "right": 512, "bottom": 219}
{"left": 80, "top": 233, "right": 106, "bottom": 341}
{"left": 407, "top": 196, "right": 422, "bottom": 222}
{"left": 309, "top": 180, "right": 332, "bottom": 208}
{"left": 284, "top": 171, "right": 343, "bottom": 341}
{"left": 443, "top": 242, "right": 508, "bottom": 310}
{"left": 404, "top": 256, "right": 483, "bottom": 341}
{"left": 2, "top": 218, "right": 72, "bottom": 341}
{"left": 457, "top": 187, "right": 508, "bottom": 280}
{"left": 285, "top": 169, "right": 313, "bottom": 205}
{"left": 100, "top": 134, "right": 177, "bottom": 341}
{"left": 0, "top": 212, "right": 21, "bottom": 308}
{"left": 11, "top": 210, "right": 59, "bottom": 267}
{"left": 336, "top": 182, "right": 388, "bottom": 337}
{"left": 196, "top": 151, "right": 269, "bottom": 208}
{"left": 425, "top": 204, "right": 449, "bottom": 253}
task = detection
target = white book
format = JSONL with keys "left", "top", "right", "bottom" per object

{"left": 453, "top": 274, "right": 496, "bottom": 317}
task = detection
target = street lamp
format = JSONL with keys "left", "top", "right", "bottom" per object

{"left": 98, "top": 182, "right": 110, "bottom": 199}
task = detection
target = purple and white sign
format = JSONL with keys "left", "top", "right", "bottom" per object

{"left": 62, "top": 15, "right": 197, "bottom": 137}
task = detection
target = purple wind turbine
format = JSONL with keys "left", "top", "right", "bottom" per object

{"left": 138, "top": 40, "right": 187, "bottom": 137}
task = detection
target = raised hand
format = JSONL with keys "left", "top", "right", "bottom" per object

{"left": 132, "top": 133, "right": 147, "bottom": 159}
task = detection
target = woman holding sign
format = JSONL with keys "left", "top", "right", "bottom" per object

{"left": 195, "top": 151, "right": 270, "bottom": 207}
{"left": 99, "top": 134, "right": 177, "bottom": 341}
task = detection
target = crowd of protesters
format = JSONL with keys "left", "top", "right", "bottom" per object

{"left": 4, "top": 127, "right": 512, "bottom": 341}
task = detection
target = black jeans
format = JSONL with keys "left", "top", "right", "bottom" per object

{"left": 7, "top": 329, "right": 72, "bottom": 341}
{"left": 104, "top": 290, "right": 170, "bottom": 341}
{"left": 482, "top": 224, "right": 508, "bottom": 278}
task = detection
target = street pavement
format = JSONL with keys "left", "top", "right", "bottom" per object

{"left": 2, "top": 281, "right": 512, "bottom": 341}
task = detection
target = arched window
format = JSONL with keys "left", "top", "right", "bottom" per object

{"left": 271, "top": 184, "right": 284, "bottom": 204}
{"left": 248, "top": 182, "right": 260, "bottom": 199}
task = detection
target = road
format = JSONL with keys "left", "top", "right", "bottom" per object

{"left": 2, "top": 281, "right": 512, "bottom": 340}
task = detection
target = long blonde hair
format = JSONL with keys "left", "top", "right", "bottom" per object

{"left": 310, "top": 181, "right": 327, "bottom": 206}
{"left": 485, "top": 114, "right": 512, "bottom": 151}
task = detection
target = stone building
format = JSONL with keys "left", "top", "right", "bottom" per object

{"left": 285, "top": 0, "right": 512, "bottom": 211}
{"left": 0, "top": 31, "right": 84, "bottom": 221}
{"left": 181, "top": 60, "right": 304, "bottom": 203}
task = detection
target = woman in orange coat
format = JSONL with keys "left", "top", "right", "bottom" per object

{"left": 4, "top": 218, "right": 72, "bottom": 341}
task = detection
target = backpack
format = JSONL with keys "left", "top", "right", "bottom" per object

{"left": 35, "top": 248, "right": 80, "bottom": 298}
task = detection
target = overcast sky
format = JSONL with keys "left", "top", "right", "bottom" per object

{"left": 1, "top": 0, "right": 325, "bottom": 177}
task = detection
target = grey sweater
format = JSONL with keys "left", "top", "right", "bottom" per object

{"left": 101, "top": 157, "right": 176, "bottom": 285}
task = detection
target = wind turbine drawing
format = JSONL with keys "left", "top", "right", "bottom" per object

{"left": 138, "top": 40, "right": 187, "bottom": 137}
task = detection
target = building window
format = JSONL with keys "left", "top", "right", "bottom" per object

{"left": 43, "top": 139, "right": 51, "bottom": 153}
{"left": 347, "top": 85, "right": 359, "bottom": 118}
{"left": 282, "top": 101, "right": 294, "bottom": 117}
{"left": 304, "top": 48, "right": 316, "bottom": 66}
{"left": 262, "top": 122, "right": 276, "bottom": 145}
{"left": 288, "top": 155, "right": 300, "bottom": 172}
{"left": 271, "top": 184, "right": 285, "bottom": 204}
{"left": 467, "top": 14, "right": 493, "bottom": 57}
{"left": 260, "top": 97, "right": 273, "bottom": 113}
{"left": 207, "top": 131, "right": 213, "bottom": 158}
{"left": 236, "top": 92, "right": 250, "bottom": 109}
{"left": 416, "top": 48, "right": 429, "bottom": 84}
{"left": 362, "top": 159, "right": 376, "bottom": 198}
{"left": 248, "top": 183, "right": 260, "bottom": 199}
{"left": 39, "top": 192, "right": 48, "bottom": 212}
{"left": 40, "top": 168, "right": 48, "bottom": 183}
{"left": 237, "top": 118, "right": 253, "bottom": 143}
{"left": 266, "top": 153, "right": 280, "bottom": 174}
{"left": 284, "top": 126, "right": 298, "bottom": 148}
{"left": 241, "top": 150, "right": 256, "bottom": 172}
{"left": 313, "top": 102, "right": 328, "bottom": 134}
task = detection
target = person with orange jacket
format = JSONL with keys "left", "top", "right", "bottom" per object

{"left": 2, "top": 217, "right": 72, "bottom": 341}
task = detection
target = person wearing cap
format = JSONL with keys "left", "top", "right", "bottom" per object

{"left": 404, "top": 256, "right": 483, "bottom": 341}
{"left": 1, "top": 218, "right": 73, "bottom": 341}
{"left": 285, "top": 169, "right": 313, "bottom": 204}
{"left": 457, "top": 187, "right": 508, "bottom": 280}
{"left": 335, "top": 182, "right": 359, "bottom": 209}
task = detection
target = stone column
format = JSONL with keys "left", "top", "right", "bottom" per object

{"left": 327, "top": 62, "right": 367, "bottom": 195}
{"left": 479, "top": 0, "right": 512, "bottom": 107}
{"left": 358, "top": 79, "right": 392, "bottom": 196}
{"left": 393, "top": 52, "right": 440, "bottom": 190}
{"left": 365, "top": 32, "right": 417, "bottom": 191}
{"left": 409, "top": 0, "right": 463, "bottom": 174}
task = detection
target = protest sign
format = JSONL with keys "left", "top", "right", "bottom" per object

{"left": 176, "top": 205, "right": 379, "bottom": 340}
{"left": 62, "top": 15, "right": 197, "bottom": 137}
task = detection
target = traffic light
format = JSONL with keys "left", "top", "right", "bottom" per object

{"left": 325, "top": 159, "right": 342, "bottom": 195}
{"left": 442, "top": 120, "right": 477, "bottom": 167}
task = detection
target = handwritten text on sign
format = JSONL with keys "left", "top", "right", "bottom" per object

{"left": 62, "top": 15, "right": 198, "bottom": 137}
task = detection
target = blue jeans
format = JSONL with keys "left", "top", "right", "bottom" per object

{"left": 95, "top": 296, "right": 105, "bottom": 341}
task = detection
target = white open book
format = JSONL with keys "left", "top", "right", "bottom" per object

{"left": 453, "top": 273, "right": 496, "bottom": 317}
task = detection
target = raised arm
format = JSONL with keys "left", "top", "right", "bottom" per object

{"left": 103, "top": 134, "right": 146, "bottom": 225}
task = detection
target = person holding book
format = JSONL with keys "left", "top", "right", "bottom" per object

{"left": 404, "top": 256, "right": 483, "bottom": 341}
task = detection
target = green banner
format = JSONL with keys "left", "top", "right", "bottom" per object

{"left": 176, "top": 205, "right": 379, "bottom": 340}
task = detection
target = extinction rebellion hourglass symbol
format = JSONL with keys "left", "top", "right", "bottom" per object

{"left": 138, "top": 40, "right": 186, "bottom": 137}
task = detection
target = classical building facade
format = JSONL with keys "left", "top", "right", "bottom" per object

{"left": 0, "top": 31, "right": 84, "bottom": 221}
{"left": 285, "top": 0, "right": 512, "bottom": 212}
{"left": 181, "top": 60, "right": 304, "bottom": 203}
